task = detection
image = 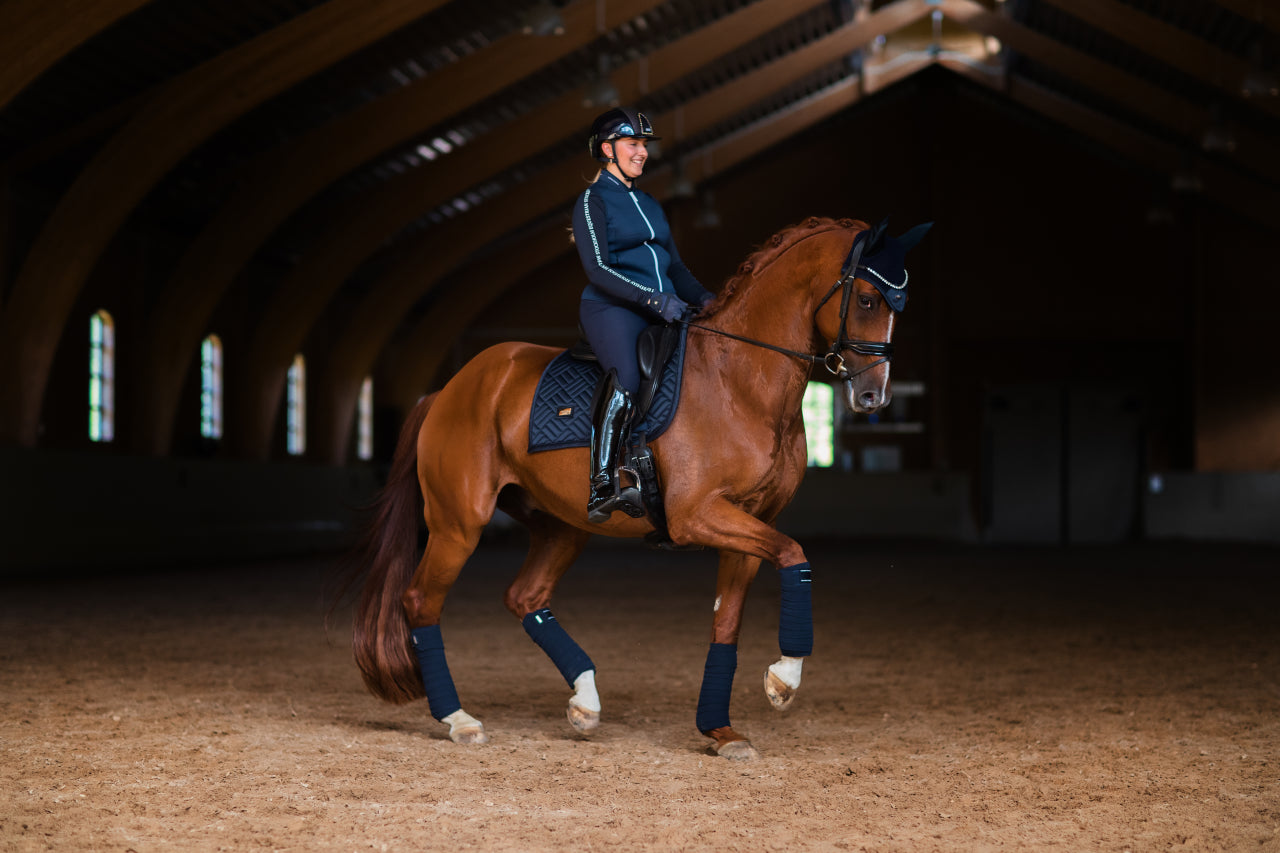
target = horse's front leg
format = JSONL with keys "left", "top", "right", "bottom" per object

{"left": 669, "top": 499, "right": 813, "bottom": 754}
{"left": 697, "top": 551, "right": 764, "bottom": 759}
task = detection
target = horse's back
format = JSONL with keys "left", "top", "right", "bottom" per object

{"left": 419, "top": 341, "right": 561, "bottom": 464}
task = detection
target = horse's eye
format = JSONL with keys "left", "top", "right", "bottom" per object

{"left": 858, "top": 295, "right": 873, "bottom": 310}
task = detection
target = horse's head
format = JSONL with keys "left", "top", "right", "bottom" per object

{"left": 816, "top": 218, "right": 932, "bottom": 414}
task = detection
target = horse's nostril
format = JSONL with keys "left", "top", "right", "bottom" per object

{"left": 858, "top": 391, "right": 879, "bottom": 409}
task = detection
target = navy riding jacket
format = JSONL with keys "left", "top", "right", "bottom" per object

{"left": 572, "top": 170, "right": 712, "bottom": 311}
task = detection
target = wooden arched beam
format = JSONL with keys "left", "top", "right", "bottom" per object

{"left": 1039, "top": 0, "right": 1280, "bottom": 119}
{"left": 939, "top": 0, "right": 1280, "bottom": 183}
{"left": 0, "top": 0, "right": 449, "bottom": 447}
{"left": 1005, "top": 75, "right": 1280, "bottom": 231}
{"left": 386, "top": 223, "right": 576, "bottom": 420}
{"left": 135, "top": 0, "right": 670, "bottom": 455}
{"left": 0, "top": 0, "right": 152, "bottom": 110}
{"left": 1210, "top": 0, "right": 1279, "bottom": 36}
{"left": 396, "top": 51, "right": 1280, "bottom": 417}
{"left": 306, "top": 3, "right": 929, "bottom": 463}
{"left": 929, "top": 39, "right": 1280, "bottom": 231}
{"left": 229, "top": 0, "right": 823, "bottom": 457}
{"left": 383, "top": 75, "right": 868, "bottom": 423}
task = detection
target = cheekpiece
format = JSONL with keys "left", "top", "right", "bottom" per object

{"left": 845, "top": 218, "right": 933, "bottom": 313}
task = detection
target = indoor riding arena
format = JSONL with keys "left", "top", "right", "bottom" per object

{"left": 2, "top": 1, "right": 1277, "bottom": 851}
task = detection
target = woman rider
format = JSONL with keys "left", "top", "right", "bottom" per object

{"left": 572, "top": 107, "right": 714, "bottom": 523}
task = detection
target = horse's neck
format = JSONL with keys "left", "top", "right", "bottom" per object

{"left": 695, "top": 246, "right": 829, "bottom": 416}
{"left": 719, "top": 273, "right": 820, "bottom": 354}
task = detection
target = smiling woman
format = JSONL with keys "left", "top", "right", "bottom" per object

{"left": 572, "top": 106, "right": 716, "bottom": 523}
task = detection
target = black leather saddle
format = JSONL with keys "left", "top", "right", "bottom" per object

{"left": 569, "top": 322, "right": 681, "bottom": 425}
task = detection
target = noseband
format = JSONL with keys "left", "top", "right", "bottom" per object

{"left": 680, "top": 230, "right": 894, "bottom": 380}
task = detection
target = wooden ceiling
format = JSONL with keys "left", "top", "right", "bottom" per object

{"left": 0, "top": 0, "right": 1276, "bottom": 458}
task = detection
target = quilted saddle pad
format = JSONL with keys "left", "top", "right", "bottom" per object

{"left": 527, "top": 326, "right": 688, "bottom": 453}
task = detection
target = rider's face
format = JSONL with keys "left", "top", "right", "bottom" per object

{"left": 607, "top": 137, "right": 648, "bottom": 180}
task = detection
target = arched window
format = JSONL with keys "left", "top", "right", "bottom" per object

{"left": 287, "top": 354, "right": 306, "bottom": 456}
{"left": 801, "top": 381, "right": 834, "bottom": 468}
{"left": 357, "top": 376, "right": 374, "bottom": 461}
{"left": 200, "top": 335, "right": 223, "bottom": 440}
{"left": 89, "top": 310, "right": 115, "bottom": 442}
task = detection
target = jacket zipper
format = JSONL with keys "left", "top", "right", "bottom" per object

{"left": 628, "top": 192, "right": 664, "bottom": 293}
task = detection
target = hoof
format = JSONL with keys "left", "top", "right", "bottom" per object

{"left": 713, "top": 739, "right": 760, "bottom": 761}
{"left": 449, "top": 724, "right": 489, "bottom": 745}
{"left": 566, "top": 703, "right": 600, "bottom": 734}
{"left": 764, "top": 669, "right": 796, "bottom": 710}
{"left": 443, "top": 710, "right": 490, "bottom": 745}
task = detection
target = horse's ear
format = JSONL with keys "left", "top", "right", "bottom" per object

{"left": 865, "top": 216, "right": 890, "bottom": 253}
{"left": 897, "top": 222, "right": 933, "bottom": 253}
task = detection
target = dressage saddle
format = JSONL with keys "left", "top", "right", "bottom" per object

{"left": 568, "top": 321, "right": 681, "bottom": 427}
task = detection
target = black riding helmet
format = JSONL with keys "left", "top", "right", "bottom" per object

{"left": 588, "top": 107, "right": 660, "bottom": 163}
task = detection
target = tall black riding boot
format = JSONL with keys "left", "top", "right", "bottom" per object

{"left": 588, "top": 371, "right": 646, "bottom": 523}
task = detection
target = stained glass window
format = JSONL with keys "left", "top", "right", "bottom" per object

{"left": 89, "top": 310, "right": 115, "bottom": 442}
{"left": 200, "top": 335, "right": 223, "bottom": 439}
{"left": 357, "top": 376, "right": 374, "bottom": 461}
{"left": 287, "top": 354, "right": 306, "bottom": 456}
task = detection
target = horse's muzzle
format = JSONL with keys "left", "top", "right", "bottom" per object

{"left": 844, "top": 381, "right": 892, "bottom": 414}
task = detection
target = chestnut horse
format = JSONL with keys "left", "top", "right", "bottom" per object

{"left": 347, "top": 216, "right": 928, "bottom": 759}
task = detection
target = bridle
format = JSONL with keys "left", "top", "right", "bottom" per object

{"left": 679, "top": 230, "right": 895, "bottom": 380}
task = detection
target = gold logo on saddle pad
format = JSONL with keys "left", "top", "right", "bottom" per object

{"left": 558, "top": 407, "right": 573, "bottom": 417}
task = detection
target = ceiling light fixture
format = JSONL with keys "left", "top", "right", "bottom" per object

{"left": 667, "top": 162, "right": 695, "bottom": 200}
{"left": 582, "top": 55, "right": 620, "bottom": 109}
{"left": 1241, "top": 68, "right": 1279, "bottom": 98}
{"left": 1200, "top": 105, "right": 1236, "bottom": 154}
{"left": 521, "top": 1, "right": 565, "bottom": 36}
{"left": 694, "top": 191, "right": 721, "bottom": 229}
{"left": 1241, "top": 40, "right": 1278, "bottom": 98}
{"left": 1170, "top": 166, "right": 1202, "bottom": 195}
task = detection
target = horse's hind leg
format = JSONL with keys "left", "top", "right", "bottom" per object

{"left": 402, "top": 523, "right": 489, "bottom": 744}
{"left": 499, "top": 489, "right": 596, "bottom": 734}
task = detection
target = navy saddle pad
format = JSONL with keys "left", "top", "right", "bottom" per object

{"left": 528, "top": 326, "right": 689, "bottom": 453}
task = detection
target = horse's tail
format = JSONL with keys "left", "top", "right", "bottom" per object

{"left": 345, "top": 393, "right": 436, "bottom": 704}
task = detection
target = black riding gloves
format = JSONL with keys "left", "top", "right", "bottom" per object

{"left": 644, "top": 293, "right": 688, "bottom": 323}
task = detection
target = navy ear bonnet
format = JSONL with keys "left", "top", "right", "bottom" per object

{"left": 840, "top": 218, "right": 933, "bottom": 313}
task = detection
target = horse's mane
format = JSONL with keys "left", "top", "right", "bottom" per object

{"left": 703, "top": 216, "right": 865, "bottom": 314}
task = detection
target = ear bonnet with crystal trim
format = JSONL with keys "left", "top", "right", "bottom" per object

{"left": 840, "top": 218, "right": 933, "bottom": 313}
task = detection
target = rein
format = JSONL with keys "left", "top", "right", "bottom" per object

{"left": 678, "top": 232, "right": 893, "bottom": 380}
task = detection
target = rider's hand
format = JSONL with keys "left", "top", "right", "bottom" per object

{"left": 644, "top": 293, "right": 688, "bottom": 323}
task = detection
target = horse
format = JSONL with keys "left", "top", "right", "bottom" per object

{"left": 345, "top": 215, "right": 930, "bottom": 759}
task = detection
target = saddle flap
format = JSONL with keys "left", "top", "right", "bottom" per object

{"left": 635, "top": 323, "right": 680, "bottom": 419}
{"left": 636, "top": 324, "right": 678, "bottom": 379}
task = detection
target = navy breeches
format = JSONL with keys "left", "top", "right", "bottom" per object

{"left": 579, "top": 299, "right": 653, "bottom": 395}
